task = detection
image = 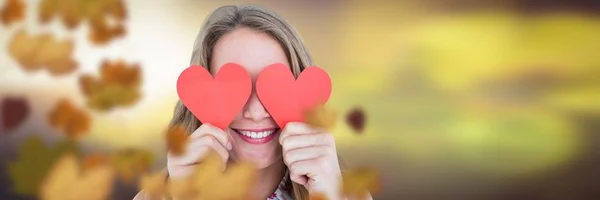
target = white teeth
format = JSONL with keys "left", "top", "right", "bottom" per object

{"left": 238, "top": 130, "right": 275, "bottom": 139}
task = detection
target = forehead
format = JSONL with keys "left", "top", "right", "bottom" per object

{"left": 210, "top": 28, "right": 290, "bottom": 78}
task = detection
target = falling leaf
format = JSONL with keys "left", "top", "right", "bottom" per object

{"left": 345, "top": 107, "right": 366, "bottom": 134}
{"left": 8, "top": 29, "right": 78, "bottom": 76}
{"left": 309, "top": 192, "right": 328, "bottom": 200}
{"left": 1, "top": 96, "right": 30, "bottom": 133}
{"left": 39, "top": 153, "right": 115, "bottom": 200}
{"left": 167, "top": 150, "right": 258, "bottom": 200}
{"left": 38, "top": 0, "right": 127, "bottom": 44}
{"left": 48, "top": 99, "right": 92, "bottom": 140}
{"left": 138, "top": 170, "right": 168, "bottom": 199}
{"left": 79, "top": 59, "right": 143, "bottom": 111}
{"left": 1, "top": 0, "right": 25, "bottom": 25}
{"left": 82, "top": 153, "right": 107, "bottom": 171}
{"left": 108, "top": 148, "right": 153, "bottom": 184}
{"left": 341, "top": 167, "right": 381, "bottom": 200}
{"left": 7, "top": 135, "right": 80, "bottom": 196}
{"left": 166, "top": 125, "right": 188, "bottom": 156}
{"left": 304, "top": 103, "right": 338, "bottom": 130}
{"left": 86, "top": 83, "right": 142, "bottom": 111}
{"left": 89, "top": 17, "right": 126, "bottom": 45}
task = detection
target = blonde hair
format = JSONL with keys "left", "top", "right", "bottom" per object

{"left": 170, "top": 4, "right": 313, "bottom": 200}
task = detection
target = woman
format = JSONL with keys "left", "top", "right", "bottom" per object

{"left": 135, "top": 4, "right": 370, "bottom": 200}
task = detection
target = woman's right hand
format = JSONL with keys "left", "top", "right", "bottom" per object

{"left": 167, "top": 123, "right": 232, "bottom": 180}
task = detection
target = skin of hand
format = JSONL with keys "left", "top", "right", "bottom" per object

{"left": 166, "top": 123, "right": 231, "bottom": 179}
{"left": 279, "top": 122, "right": 344, "bottom": 200}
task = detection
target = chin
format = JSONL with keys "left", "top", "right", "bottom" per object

{"left": 228, "top": 128, "right": 283, "bottom": 169}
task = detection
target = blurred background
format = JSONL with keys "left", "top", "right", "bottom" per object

{"left": 1, "top": 0, "right": 599, "bottom": 199}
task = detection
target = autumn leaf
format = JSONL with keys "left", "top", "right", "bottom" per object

{"left": 1, "top": 0, "right": 25, "bottom": 25}
{"left": 100, "top": 59, "right": 141, "bottom": 87}
{"left": 341, "top": 167, "right": 381, "bottom": 200}
{"left": 166, "top": 125, "right": 188, "bottom": 156}
{"left": 138, "top": 170, "right": 168, "bottom": 199}
{"left": 345, "top": 107, "right": 366, "bottom": 134}
{"left": 38, "top": 0, "right": 127, "bottom": 44}
{"left": 79, "top": 59, "right": 143, "bottom": 111}
{"left": 309, "top": 192, "right": 328, "bottom": 200}
{"left": 39, "top": 153, "right": 115, "bottom": 200}
{"left": 168, "top": 150, "right": 258, "bottom": 200}
{"left": 89, "top": 17, "right": 126, "bottom": 45}
{"left": 48, "top": 99, "right": 92, "bottom": 140}
{"left": 304, "top": 103, "right": 338, "bottom": 130}
{"left": 8, "top": 29, "right": 78, "bottom": 76}
{"left": 6, "top": 135, "right": 80, "bottom": 196}
{"left": 82, "top": 153, "right": 108, "bottom": 171}
{"left": 1, "top": 96, "right": 30, "bottom": 133}
{"left": 108, "top": 148, "right": 153, "bottom": 184}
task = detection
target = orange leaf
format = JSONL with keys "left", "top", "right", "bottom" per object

{"left": 309, "top": 192, "right": 329, "bottom": 200}
{"left": 82, "top": 153, "right": 107, "bottom": 171}
{"left": 48, "top": 99, "right": 91, "bottom": 140}
{"left": 304, "top": 102, "right": 338, "bottom": 130}
{"left": 166, "top": 126, "right": 188, "bottom": 156}
{"left": 7, "top": 29, "right": 77, "bottom": 76}
{"left": 341, "top": 167, "right": 381, "bottom": 200}
{"left": 1, "top": 0, "right": 25, "bottom": 25}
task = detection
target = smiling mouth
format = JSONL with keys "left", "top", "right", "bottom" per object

{"left": 231, "top": 128, "right": 280, "bottom": 144}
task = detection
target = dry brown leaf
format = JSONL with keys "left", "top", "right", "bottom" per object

{"left": 341, "top": 167, "right": 381, "bottom": 200}
{"left": 309, "top": 192, "right": 328, "bottom": 200}
{"left": 57, "top": 0, "right": 84, "bottom": 29}
{"left": 8, "top": 30, "right": 50, "bottom": 71}
{"left": 1, "top": 96, "right": 30, "bottom": 133}
{"left": 139, "top": 170, "right": 168, "bottom": 199}
{"left": 82, "top": 153, "right": 107, "bottom": 171}
{"left": 38, "top": 0, "right": 57, "bottom": 24}
{"left": 36, "top": 35, "right": 77, "bottom": 75}
{"left": 89, "top": 18, "right": 126, "bottom": 45}
{"left": 304, "top": 103, "right": 338, "bottom": 130}
{"left": 166, "top": 125, "right": 189, "bottom": 156}
{"left": 100, "top": 59, "right": 141, "bottom": 87}
{"left": 79, "top": 59, "right": 142, "bottom": 111}
{"left": 1, "top": 0, "right": 25, "bottom": 25}
{"left": 47, "top": 99, "right": 91, "bottom": 140}
{"left": 39, "top": 153, "right": 115, "bottom": 200}
{"left": 167, "top": 150, "right": 258, "bottom": 200}
{"left": 7, "top": 29, "right": 77, "bottom": 76}
{"left": 345, "top": 107, "right": 366, "bottom": 134}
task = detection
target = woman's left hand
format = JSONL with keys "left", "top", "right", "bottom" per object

{"left": 280, "top": 122, "right": 343, "bottom": 200}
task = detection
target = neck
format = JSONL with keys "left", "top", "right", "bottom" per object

{"left": 253, "top": 158, "right": 286, "bottom": 199}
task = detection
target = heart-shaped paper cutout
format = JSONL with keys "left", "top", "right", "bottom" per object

{"left": 256, "top": 63, "right": 332, "bottom": 128}
{"left": 176, "top": 63, "right": 252, "bottom": 130}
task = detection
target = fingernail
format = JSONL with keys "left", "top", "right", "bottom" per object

{"left": 227, "top": 142, "right": 232, "bottom": 150}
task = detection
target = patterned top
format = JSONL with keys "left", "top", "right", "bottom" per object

{"left": 269, "top": 170, "right": 293, "bottom": 200}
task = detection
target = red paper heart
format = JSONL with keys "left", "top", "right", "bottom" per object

{"left": 256, "top": 63, "right": 332, "bottom": 128}
{"left": 176, "top": 63, "right": 252, "bottom": 130}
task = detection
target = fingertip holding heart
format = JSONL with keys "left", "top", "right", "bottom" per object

{"left": 176, "top": 63, "right": 332, "bottom": 130}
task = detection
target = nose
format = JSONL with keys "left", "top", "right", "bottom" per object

{"left": 242, "top": 92, "right": 271, "bottom": 121}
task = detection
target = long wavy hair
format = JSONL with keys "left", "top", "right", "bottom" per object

{"left": 169, "top": 4, "right": 313, "bottom": 200}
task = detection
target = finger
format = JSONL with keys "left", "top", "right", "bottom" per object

{"left": 279, "top": 122, "right": 319, "bottom": 144}
{"left": 283, "top": 146, "right": 329, "bottom": 166}
{"left": 281, "top": 133, "right": 335, "bottom": 153}
{"left": 290, "top": 171, "right": 308, "bottom": 185}
{"left": 191, "top": 123, "right": 232, "bottom": 150}
{"left": 289, "top": 158, "right": 323, "bottom": 179}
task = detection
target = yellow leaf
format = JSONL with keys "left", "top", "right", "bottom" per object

{"left": 304, "top": 103, "right": 338, "bottom": 130}
{"left": 39, "top": 153, "right": 115, "bottom": 200}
